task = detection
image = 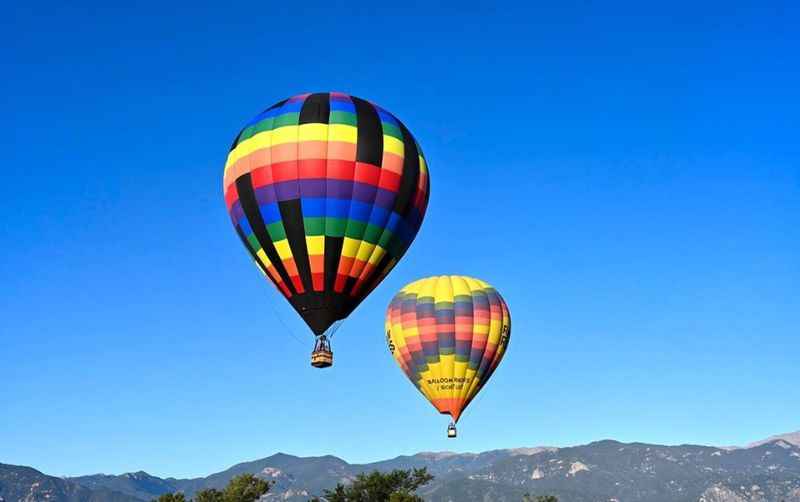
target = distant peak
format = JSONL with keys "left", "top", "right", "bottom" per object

{"left": 417, "top": 451, "right": 460, "bottom": 459}
{"left": 746, "top": 431, "right": 800, "bottom": 449}
{"left": 123, "top": 471, "right": 151, "bottom": 479}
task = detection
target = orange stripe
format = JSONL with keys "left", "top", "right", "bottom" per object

{"left": 431, "top": 398, "right": 464, "bottom": 422}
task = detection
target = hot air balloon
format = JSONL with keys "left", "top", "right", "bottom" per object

{"left": 224, "top": 93, "right": 430, "bottom": 368}
{"left": 385, "top": 275, "right": 510, "bottom": 437}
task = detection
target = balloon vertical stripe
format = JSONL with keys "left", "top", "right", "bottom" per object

{"left": 235, "top": 174, "right": 299, "bottom": 295}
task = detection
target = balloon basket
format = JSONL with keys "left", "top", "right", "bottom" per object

{"left": 311, "top": 349, "right": 333, "bottom": 368}
{"left": 447, "top": 423, "right": 457, "bottom": 438}
{"left": 311, "top": 335, "right": 333, "bottom": 368}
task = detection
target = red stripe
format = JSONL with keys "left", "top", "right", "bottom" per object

{"left": 290, "top": 275, "right": 304, "bottom": 294}
{"left": 224, "top": 184, "right": 239, "bottom": 210}
{"left": 327, "top": 159, "right": 355, "bottom": 181}
{"left": 299, "top": 158, "right": 327, "bottom": 179}
{"left": 250, "top": 165, "right": 273, "bottom": 188}
{"left": 377, "top": 170, "right": 401, "bottom": 192}
{"left": 276, "top": 281, "right": 292, "bottom": 298}
{"left": 271, "top": 161, "right": 299, "bottom": 183}
{"left": 334, "top": 274, "right": 347, "bottom": 293}
{"left": 353, "top": 162, "right": 381, "bottom": 186}
{"left": 248, "top": 157, "right": 412, "bottom": 192}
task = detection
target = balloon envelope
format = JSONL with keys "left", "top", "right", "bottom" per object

{"left": 224, "top": 93, "right": 430, "bottom": 336}
{"left": 385, "top": 275, "right": 511, "bottom": 422}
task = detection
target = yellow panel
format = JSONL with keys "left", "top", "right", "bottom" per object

{"left": 451, "top": 275, "right": 471, "bottom": 297}
{"left": 298, "top": 123, "right": 328, "bottom": 142}
{"left": 255, "top": 249, "right": 273, "bottom": 268}
{"left": 355, "top": 242, "right": 376, "bottom": 263}
{"left": 383, "top": 135, "right": 404, "bottom": 156}
{"left": 225, "top": 130, "right": 273, "bottom": 171}
{"left": 367, "top": 246, "right": 386, "bottom": 265}
{"left": 434, "top": 275, "right": 454, "bottom": 304}
{"left": 273, "top": 239, "right": 292, "bottom": 260}
{"left": 341, "top": 237, "right": 361, "bottom": 258}
{"left": 271, "top": 125, "right": 299, "bottom": 146}
{"left": 328, "top": 124, "right": 358, "bottom": 143}
{"left": 305, "top": 235, "right": 324, "bottom": 255}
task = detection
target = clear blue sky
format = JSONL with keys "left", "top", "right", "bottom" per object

{"left": 2, "top": 0, "right": 798, "bottom": 479}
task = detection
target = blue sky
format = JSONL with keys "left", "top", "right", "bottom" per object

{"left": 2, "top": 0, "right": 798, "bottom": 479}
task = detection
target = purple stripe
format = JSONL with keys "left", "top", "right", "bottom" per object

{"left": 230, "top": 201, "right": 245, "bottom": 224}
{"left": 254, "top": 180, "right": 398, "bottom": 211}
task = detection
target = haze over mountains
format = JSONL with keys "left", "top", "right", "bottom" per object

{"left": 2, "top": 432, "right": 799, "bottom": 502}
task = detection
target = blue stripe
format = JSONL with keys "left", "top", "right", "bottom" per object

{"left": 347, "top": 200, "right": 372, "bottom": 222}
{"left": 330, "top": 99, "right": 356, "bottom": 113}
{"left": 367, "top": 205, "right": 390, "bottom": 227}
{"left": 377, "top": 109, "right": 400, "bottom": 126}
{"left": 238, "top": 217, "right": 253, "bottom": 237}
{"left": 324, "top": 198, "right": 351, "bottom": 219}
{"left": 258, "top": 202, "right": 282, "bottom": 224}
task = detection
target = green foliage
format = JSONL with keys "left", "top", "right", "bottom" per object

{"left": 153, "top": 473, "right": 270, "bottom": 502}
{"left": 153, "top": 494, "right": 186, "bottom": 502}
{"left": 319, "top": 468, "right": 433, "bottom": 502}
{"left": 193, "top": 488, "right": 224, "bottom": 502}
{"left": 221, "top": 474, "right": 271, "bottom": 502}
{"left": 522, "top": 495, "right": 558, "bottom": 502}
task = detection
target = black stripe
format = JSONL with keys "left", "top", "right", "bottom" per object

{"left": 229, "top": 130, "right": 244, "bottom": 151}
{"left": 235, "top": 174, "right": 298, "bottom": 295}
{"left": 233, "top": 224, "right": 271, "bottom": 279}
{"left": 394, "top": 122, "right": 421, "bottom": 216}
{"left": 324, "top": 236, "right": 344, "bottom": 292}
{"left": 344, "top": 277, "right": 357, "bottom": 296}
{"left": 278, "top": 199, "right": 314, "bottom": 294}
{"left": 298, "top": 93, "right": 330, "bottom": 124}
{"left": 352, "top": 97, "right": 383, "bottom": 165}
{"left": 267, "top": 98, "right": 289, "bottom": 111}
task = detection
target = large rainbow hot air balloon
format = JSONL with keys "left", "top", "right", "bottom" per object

{"left": 224, "top": 93, "right": 430, "bottom": 368}
{"left": 385, "top": 275, "right": 511, "bottom": 437}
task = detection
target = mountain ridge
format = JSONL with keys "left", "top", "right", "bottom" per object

{"left": 3, "top": 432, "right": 800, "bottom": 502}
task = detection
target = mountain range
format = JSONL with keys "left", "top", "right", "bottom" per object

{"left": 2, "top": 432, "right": 799, "bottom": 502}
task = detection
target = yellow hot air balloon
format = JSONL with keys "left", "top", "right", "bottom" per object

{"left": 385, "top": 275, "right": 511, "bottom": 437}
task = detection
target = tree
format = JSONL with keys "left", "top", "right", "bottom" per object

{"left": 221, "top": 474, "right": 271, "bottom": 502}
{"left": 316, "top": 468, "right": 433, "bottom": 502}
{"left": 153, "top": 473, "right": 271, "bottom": 502}
{"left": 154, "top": 494, "right": 186, "bottom": 502}
{"left": 193, "top": 488, "right": 223, "bottom": 502}
{"left": 523, "top": 495, "right": 558, "bottom": 502}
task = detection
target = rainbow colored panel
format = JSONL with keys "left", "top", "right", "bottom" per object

{"left": 385, "top": 275, "right": 511, "bottom": 422}
{"left": 224, "top": 93, "right": 430, "bottom": 335}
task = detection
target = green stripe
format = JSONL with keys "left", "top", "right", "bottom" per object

{"left": 382, "top": 122, "right": 403, "bottom": 140}
{"left": 246, "top": 234, "right": 261, "bottom": 252}
{"left": 329, "top": 111, "right": 357, "bottom": 126}
{"left": 319, "top": 217, "right": 396, "bottom": 244}
{"left": 273, "top": 112, "right": 300, "bottom": 128}
{"left": 325, "top": 217, "right": 347, "bottom": 237}
{"left": 237, "top": 117, "right": 275, "bottom": 145}
{"left": 262, "top": 218, "right": 398, "bottom": 245}
{"left": 266, "top": 221, "right": 286, "bottom": 241}
{"left": 238, "top": 112, "right": 300, "bottom": 143}
{"left": 304, "top": 217, "right": 325, "bottom": 236}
